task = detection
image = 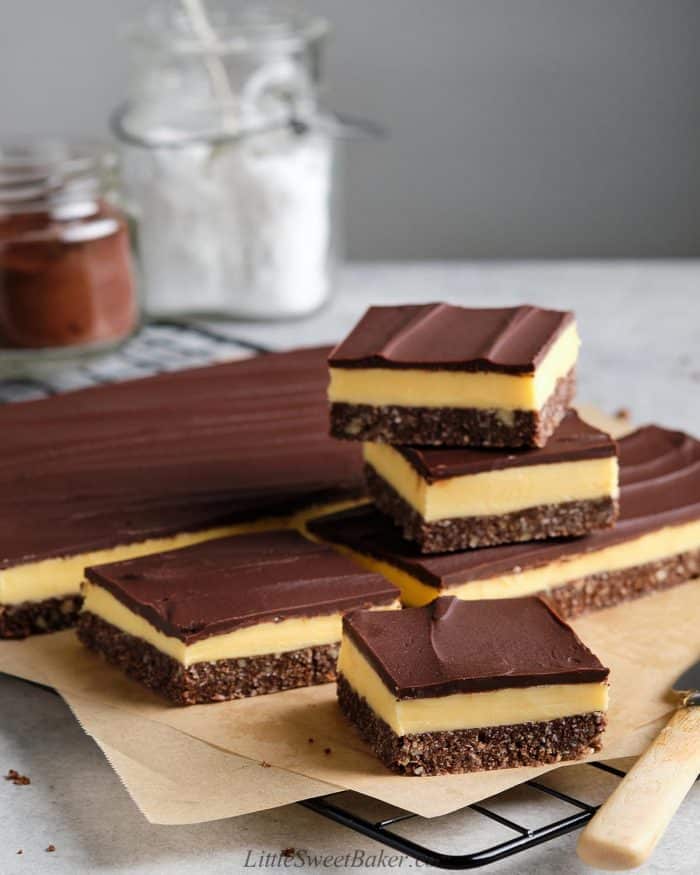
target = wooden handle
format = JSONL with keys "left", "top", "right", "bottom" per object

{"left": 577, "top": 705, "right": 700, "bottom": 870}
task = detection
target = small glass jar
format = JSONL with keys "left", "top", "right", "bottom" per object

{"left": 115, "top": 1, "right": 339, "bottom": 320}
{"left": 0, "top": 142, "right": 138, "bottom": 362}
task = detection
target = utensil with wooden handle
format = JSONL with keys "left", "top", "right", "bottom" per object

{"left": 577, "top": 658, "right": 700, "bottom": 870}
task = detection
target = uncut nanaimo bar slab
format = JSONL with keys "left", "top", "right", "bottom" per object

{"left": 77, "top": 530, "right": 400, "bottom": 705}
{"left": 364, "top": 410, "right": 619, "bottom": 552}
{"left": 0, "top": 347, "right": 365, "bottom": 639}
{"left": 309, "top": 425, "right": 700, "bottom": 617}
{"left": 337, "top": 596, "right": 609, "bottom": 775}
{"left": 328, "top": 303, "right": 580, "bottom": 447}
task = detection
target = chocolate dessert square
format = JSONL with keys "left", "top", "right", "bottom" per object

{"left": 328, "top": 303, "right": 579, "bottom": 448}
{"left": 337, "top": 596, "right": 609, "bottom": 775}
{"left": 77, "top": 530, "right": 399, "bottom": 705}
{"left": 364, "top": 411, "right": 619, "bottom": 552}
{"left": 310, "top": 426, "right": 700, "bottom": 617}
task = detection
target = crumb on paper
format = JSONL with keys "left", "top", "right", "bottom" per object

{"left": 281, "top": 847, "right": 295, "bottom": 859}
{"left": 260, "top": 760, "right": 271, "bottom": 768}
{"left": 4, "top": 769, "right": 30, "bottom": 785}
{"left": 16, "top": 850, "right": 22, "bottom": 855}
{"left": 46, "top": 845, "right": 56, "bottom": 853}
{"left": 615, "top": 407, "right": 631, "bottom": 420}
{"left": 324, "top": 747, "right": 332, "bottom": 755}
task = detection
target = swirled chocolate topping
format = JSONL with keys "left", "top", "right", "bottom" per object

{"left": 343, "top": 596, "right": 609, "bottom": 698}
{"left": 86, "top": 530, "right": 398, "bottom": 644}
{"left": 0, "top": 346, "right": 364, "bottom": 569}
{"left": 309, "top": 425, "right": 700, "bottom": 588}
{"left": 329, "top": 303, "right": 574, "bottom": 373}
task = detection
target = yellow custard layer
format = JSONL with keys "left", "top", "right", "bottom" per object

{"left": 328, "top": 322, "right": 579, "bottom": 411}
{"left": 328, "top": 519, "right": 700, "bottom": 607}
{"left": 338, "top": 637, "right": 608, "bottom": 735}
{"left": 0, "top": 518, "right": 296, "bottom": 607}
{"left": 364, "top": 443, "right": 619, "bottom": 522}
{"left": 82, "top": 583, "right": 400, "bottom": 668}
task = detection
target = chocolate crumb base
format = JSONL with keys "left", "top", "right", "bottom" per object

{"left": 0, "top": 595, "right": 83, "bottom": 639}
{"left": 365, "top": 464, "right": 618, "bottom": 553}
{"left": 330, "top": 370, "right": 575, "bottom": 448}
{"left": 337, "top": 675, "right": 606, "bottom": 776}
{"left": 545, "top": 548, "right": 700, "bottom": 619}
{"left": 77, "top": 611, "right": 339, "bottom": 706}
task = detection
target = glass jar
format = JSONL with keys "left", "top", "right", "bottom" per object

{"left": 115, "top": 1, "right": 339, "bottom": 320}
{"left": 0, "top": 142, "right": 138, "bottom": 361}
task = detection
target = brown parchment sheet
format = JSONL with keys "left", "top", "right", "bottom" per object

{"left": 62, "top": 693, "right": 338, "bottom": 824}
{"left": 1, "top": 579, "right": 697, "bottom": 822}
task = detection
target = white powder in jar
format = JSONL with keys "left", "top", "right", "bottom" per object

{"left": 122, "top": 124, "right": 333, "bottom": 318}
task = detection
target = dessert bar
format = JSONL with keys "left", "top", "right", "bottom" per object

{"left": 310, "top": 425, "right": 700, "bottom": 617}
{"left": 364, "top": 410, "right": 618, "bottom": 552}
{"left": 0, "top": 347, "right": 364, "bottom": 638}
{"left": 338, "top": 596, "right": 609, "bottom": 775}
{"left": 328, "top": 303, "right": 579, "bottom": 447}
{"left": 77, "top": 530, "right": 400, "bottom": 705}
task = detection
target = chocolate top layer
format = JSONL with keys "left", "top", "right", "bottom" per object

{"left": 343, "top": 596, "right": 609, "bottom": 698}
{"left": 329, "top": 303, "right": 574, "bottom": 374}
{"left": 310, "top": 425, "right": 700, "bottom": 589}
{"left": 0, "top": 346, "right": 364, "bottom": 570}
{"left": 392, "top": 411, "right": 616, "bottom": 482}
{"left": 86, "top": 530, "right": 399, "bottom": 644}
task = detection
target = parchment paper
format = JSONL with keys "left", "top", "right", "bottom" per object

{"left": 62, "top": 692, "right": 338, "bottom": 824}
{"left": 1, "top": 579, "right": 697, "bottom": 822}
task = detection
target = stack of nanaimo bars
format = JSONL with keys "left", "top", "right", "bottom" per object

{"left": 320, "top": 302, "right": 620, "bottom": 571}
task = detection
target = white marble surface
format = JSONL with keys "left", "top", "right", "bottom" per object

{"left": 1, "top": 261, "right": 698, "bottom": 874}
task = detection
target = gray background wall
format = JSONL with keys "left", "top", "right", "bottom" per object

{"left": 2, "top": 0, "right": 699, "bottom": 259}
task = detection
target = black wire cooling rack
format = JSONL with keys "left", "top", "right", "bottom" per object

{"left": 299, "top": 762, "right": 628, "bottom": 870}
{"left": 0, "top": 321, "right": 631, "bottom": 871}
